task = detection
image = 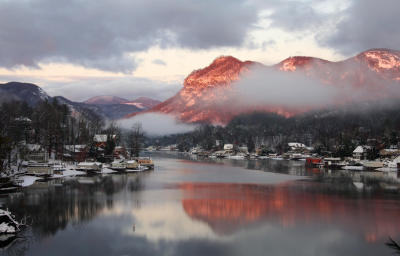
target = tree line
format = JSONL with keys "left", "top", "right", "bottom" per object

{"left": 148, "top": 99, "right": 400, "bottom": 158}
{"left": 0, "top": 98, "right": 147, "bottom": 175}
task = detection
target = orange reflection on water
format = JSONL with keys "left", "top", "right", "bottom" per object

{"left": 177, "top": 182, "right": 400, "bottom": 242}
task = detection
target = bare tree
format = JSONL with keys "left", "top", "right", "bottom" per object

{"left": 127, "top": 122, "right": 146, "bottom": 157}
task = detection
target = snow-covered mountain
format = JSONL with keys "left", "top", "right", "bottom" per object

{"left": 123, "top": 97, "right": 162, "bottom": 109}
{"left": 0, "top": 82, "right": 52, "bottom": 105}
{"left": 123, "top": 48, "right": 400, "bottom": 124}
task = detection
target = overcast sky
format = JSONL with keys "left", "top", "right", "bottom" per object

{"left": 0, "top": 0, "right": 398, "bottom": 102}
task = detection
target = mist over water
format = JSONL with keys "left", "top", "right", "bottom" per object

{"left": 119, "top": 113, "right": 198, "bottom": 136}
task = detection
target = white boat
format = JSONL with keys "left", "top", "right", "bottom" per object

{"left": 271, "top": 156, "right": 283, "bottom": 160}
{"left": 387, "top": 156, "right": 400, "bottom": 169}
{"left": 258, "top": 156, "right": 269, "bottom": 159}
{"left": 342, "top": 166, "right": 364, "bottom": 171}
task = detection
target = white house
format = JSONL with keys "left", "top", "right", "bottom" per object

{"left": 353, "top": 146, "right": 371, "bottom": 160}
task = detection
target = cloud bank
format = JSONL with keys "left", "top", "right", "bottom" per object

{"left": 0, "top": 0, "right": 259, "bottom": 73}
{"left": 232, "top": 66, "right": 400, "bottom": 109}
{"left": 119, "top": 113, "right": 197, "bottom": 136}
{"left": 42, "top": 77, "right": 183, "bottom": 102}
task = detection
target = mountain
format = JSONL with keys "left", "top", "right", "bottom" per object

{"left": 123, "top": 49, "right": 400, "bottom": 124}
{"left": 83, "top": 95, "right": 129, "bottom": 105}
{"left": 0, "top": 82, "right": 52, "bottom": 105}
{"left": 123, "top": 97, "right": 162, "bottom": 109}
{"left": 123, "top": 56, "right": 262, "bottom": 123}
{"left": 273, "top": 48, "right": 400, "bottom": 86}
{"left": 55, "top": 96, "right": 143, "bottom": 120}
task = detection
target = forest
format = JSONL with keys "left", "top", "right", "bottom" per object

{"left": 0, "top": 98, "right": 146, "bottom": 175}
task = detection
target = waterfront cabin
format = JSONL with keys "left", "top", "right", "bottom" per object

{"left": 111, "top": 160, "right": 126, "bottom": 170}
{"left": 126, "top": 160, "right": 138, "bottom": 169}
{"left": 322, "top": 158, "right": 346, "bottom": 169}
{"left": 77, "top": 162, "right": 103, "bottom": 171}
{"left": 131, "top": 157, "right": 154, "bottom": 168}
{"left": 26, "top": 163, "right": 54, "bottom": 177}
{"left": 27, "top": 144, "right": 48, "bottom": 163}
{"left": 305, "top": 158, "right": 322, "bottom": 167}
{"left": 353, "top": 146, "right": 371, "bottom": 161}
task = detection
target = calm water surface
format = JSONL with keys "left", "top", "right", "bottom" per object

{"left": 2, "top": 152, "right": 400, "bottom": 256}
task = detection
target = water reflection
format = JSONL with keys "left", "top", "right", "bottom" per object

{"left": 4, "top": 172, "right": 146, "bottom": 244}
{"left": 1, "top": 153, "right": 399, "bottom": 255}
{"left": 177, "top": 181, "right": 400, "bottom": 242}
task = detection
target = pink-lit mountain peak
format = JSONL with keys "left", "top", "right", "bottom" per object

{"left": 183, "top": 55, "right": 260, "bottom": 90}
{"left": 123, "top": 49, "right": 400, "bottom": 124}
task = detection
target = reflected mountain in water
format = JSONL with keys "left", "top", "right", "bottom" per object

{"left": 179, "top": 182, "right": 400, "bottom": 242}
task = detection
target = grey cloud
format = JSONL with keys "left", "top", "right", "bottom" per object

{"left": 268, "top": 2, "right": 328, "bottom": 32}
{"left": 152, "top": 59, "right": 167, "bottom": 66}
{"left": 0, "top": 0, "right": 260, "bottom": 73}
{"left": 119, "top": 113, "right": 197, "bottom": 136}
{"left": 38, "top": 76, "right": 183, "bottom": 102}
{"left": 316, "top": 0, "right": 400, "bottom": 56}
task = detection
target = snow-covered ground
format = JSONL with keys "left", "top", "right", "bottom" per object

{"left": 52, "top": 170, "right": 87, "bottom": 178}
{"left": 15, "top": 176, "right": 43, "bottom": 187}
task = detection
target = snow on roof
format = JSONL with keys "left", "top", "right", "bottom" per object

{"left": 353, "top": 146, "right": 371, "bottom": 153}
{"left": 64, "top": 145, "right": 86, "bottom": 152}
{"left": 224, "top": 144, "right": 233, "bottom": 150}
{"left": 26, "top": 144, "right": 41, "bottom": 152}
{"left": 78, "top": 162, "right": 95, "bottom": 166}
{"left": 288, "top": 143, "right": 306, "bottom": 148}
{"left": 382, "top": 149, "right": 400, "bottom": 152}
{"left": 127, "top": 160, "right": 136, "bottom": 164}
{"left": 94, "top": 134, "right": 116, "bottom": 142}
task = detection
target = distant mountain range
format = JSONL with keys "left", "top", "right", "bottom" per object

{"left": 0, "top": 82, "right": 160, "bottom": 120}
{"left": 3, "top": 48, "right": 400, "bottom": 124}
{"left": 83, "top": 95, "right": 162, "bottom": 109}
{"left": 124, "top": 48, "right": 400, "bottom": 124}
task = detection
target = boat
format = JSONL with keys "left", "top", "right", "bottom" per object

{"left": 342, "top": 165, "right": 364, "bottom": 171}
{"left": 387, "top": 156, "right": 400, "bottom": 169}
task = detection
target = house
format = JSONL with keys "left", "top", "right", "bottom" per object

{"left": 64, "top": 145, "right": 87, "bottom": 162}
{"left": 283, "top": 142, "right": 311, "bottom": 159}
{"left": 380, "top": 148, "right": 400, "bottom": 158}
{"left": 77, "top": 162, "right": 103, "bottom": 171}
{"left": 353, "top": 146, "right": 371, "bottom": 160}
{"left": 113, "top": 146, "right": 128, "bottom": 159}
{"left": 94, "top": 134, "right": 116, "bottom": 148}
{"left": 26, "top": 144, "right": 48, "bottom": 163}
{"left": 26, "top": 162, "right": 54, "bottom": 176}
{"left": 126, "top": 160, "right": 138, "bottom": 169}
{"left": 110, "top": 160, "right": 129, "bottom": 170}
{"left": 131, "top": 157, "right": 154, "bottom": 168}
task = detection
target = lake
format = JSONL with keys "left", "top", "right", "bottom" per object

{"left": 2, "top": 152, "right": 400, "bottom": 256}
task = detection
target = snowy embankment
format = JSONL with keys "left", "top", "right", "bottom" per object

{"left": 15, "top": 176, "right": 43, "bottom": 187}
{"left": 52, "top": 170, "right": 87, "bottom": 178}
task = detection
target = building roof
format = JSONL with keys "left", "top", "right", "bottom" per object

{"left": 353, "top": 145, "right": 371, "bottom": 153}
{"left": 288, "top": 142, "right": 306, "bottom": 148}
{"left": 94, "top": 134, "right": 116, "bottom": 142}
{"left": 27, "top": 144, "right": 42, "bottom": 152}
{"left": 64, "top": 145, "right": 86, "bottom": 152}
